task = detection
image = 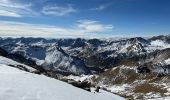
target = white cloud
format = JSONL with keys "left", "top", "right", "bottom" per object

{"left": 90, "top": 3, "right": 111, "bottom": 11}
{"left": 0, "top": 0, "right": 37, "bottom": 17}
{"left": 77, "top": 20, "right": 114, "bottom": 33}
{"left": 0, "top": 1, "right": 77, "bottom": 17}
{"left": 0, "top": 10, "right": 21, "bottom": 17}
{"left": 42, "top": 5, "right": 77, "bottom": 16}
{"left": 0, "top": 20, "right": 114, "bottom": 38}
{"left": 0, "top": 21, "right": 86, "bottom": 38}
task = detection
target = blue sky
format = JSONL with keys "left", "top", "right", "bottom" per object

{"left": 0, "top": 0, "right": 170, "bottom": 38}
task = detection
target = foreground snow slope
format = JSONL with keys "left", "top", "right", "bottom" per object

{"left": 0, "top": 64, "right": 124, "bottom": 100}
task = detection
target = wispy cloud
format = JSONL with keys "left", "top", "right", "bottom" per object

{"left": 90, "top": 3, "right": 111, "bottom": 11}
{"left": 0, "top": 20, "right": 114, "bottom": 38}
{"left": 42, "top": 5, "right": 77, "bottom": 16}
{"left": 77, "top": 20, "right": 114, "bottom": 33}
{"left": 0, "top": 21, "right": 85, "bottom": 38}
{"left": 0, "top": 0, "right": 38, "bottom": 17}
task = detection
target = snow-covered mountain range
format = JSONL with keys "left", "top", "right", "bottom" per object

{"left": 0, "top": 35, "right": 170, "bottom": 73}
{"left": 1, "top": 35, "right": 170, "bottom": 99}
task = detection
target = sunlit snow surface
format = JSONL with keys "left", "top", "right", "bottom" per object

{"left": 0, "top": 64, "right": 124, "bottom": 100}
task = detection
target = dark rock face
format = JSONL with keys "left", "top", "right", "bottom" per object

{"left": 8, "top": 64, "right": 30, "bottom": 72}
{"left": 137, "top": 66, "right": 151, "bottom": 73}
{"left": 127, "top": 37, "right": 150, "bottom": 45}
{"left": 71, "top": 38, "right": 86, "bottom": 48}
{"left": 87, "top": 39, "right": 104, "bottom": 47}
{"left": 67, "top": 80, "right": 91, "bottom": 92}
{"left": 0, "top": 47, "right": 8, "bottom": 57}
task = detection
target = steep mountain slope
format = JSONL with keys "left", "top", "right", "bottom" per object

{"left": 92, "top": 65, "right": 170, "bottom": 99}
{"left": 42, "top": 45, "right": 90, "bottom": 75}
